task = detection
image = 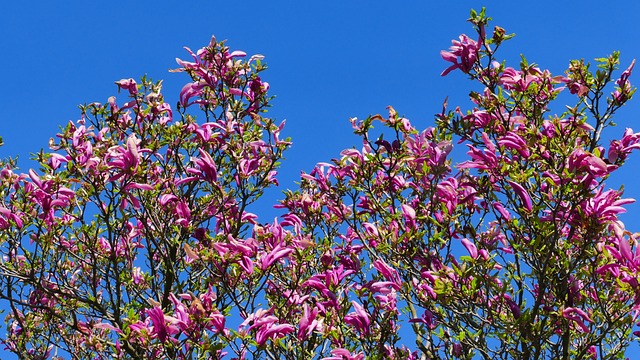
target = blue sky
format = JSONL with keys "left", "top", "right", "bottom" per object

{"left": 2, "top": 1, "right": 640, "bottom": 216}
{"left": 2, "top": 0, "right": 640, "bottom": 357}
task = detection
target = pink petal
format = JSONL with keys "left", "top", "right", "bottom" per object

{"left": 461, "top": 238, "right": 478, "bottom": 259}
{"left": 507, "top": 180, "right": 532, "bottom": 212}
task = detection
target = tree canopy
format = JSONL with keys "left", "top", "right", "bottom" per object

{"left": 0, "top": 8, "right": 639, "bottom": 360}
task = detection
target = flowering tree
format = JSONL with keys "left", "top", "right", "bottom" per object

{"left": 1, "top": 8, "right": 639, "bottom": 360}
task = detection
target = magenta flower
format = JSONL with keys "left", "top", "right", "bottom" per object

{"left": 458, "top": 144, "right": 499, "bottom": 172}
{"left": 500, "top": 67, "right": 542, "bottom": 92}
{"left": 564, "top": 77, "right": 590, "bottom": 97}
{"left": 409, "top": 309, "right": 436, "bottom": 330}
{"left": 441, "top": 34, "right": 480, "bottom": 76}
{"left": 498, "top": 131, "right": 530, "bottom": 158}
{"left": 255, "top": 323, "right": 294, "bottom": 346}
{"left": 373, "top": 259, "right": 400, "bottom": 284}
{"left": 493, "top": 202, "right": 511, "bottom": 221}
{"left": 619, "top": 237, "right": 634, "bottom": 264}
{"left": 190, "top": 149, "right": 218, "bottom": 182}
{"left": 460, "top": 238, "right": 479, "bottom": 259}
{"left": 241, "top": 308, "right": 294, "bottom": 346}
{"left": 168, "top": 293, "right": 190, "bottom": 331}
{"left": 194, "top": 122, "right": 222, "bottom": 142}
{"left": 131, "top": 267, "right": 144, "bottom": 285}
{"left": 174, "top": 200, "right": 192, "bottom": 227}
{"left": 507, "top": 180, "right": 532, "bottom": 212}
{"left": 562, "top": 307, "right": 593, "bottom": 333}
{"left": 568, "top": 149, "right": 610, "bottom": 179}
{"left": 401, "top": 203, "right": 417, "bottom": 229}
{"left": 609, "top": 128, "right": 640, "bottom": 162}
{"left": 344, "top": 301, "right": 371, "bottom": 335}
{"left": 0, "top": 207, "right": 22, "bottom": 229}
{"left": 107, "top": 134, "right": 146, "bottom": 182}
{"left": 504, "top": 295, "right": 521, "bottom": 319}
{"left": 612, "top": 59, "right": 636, "bottom": 104}
{"left": 115, "top": 78, "right": 138, "bottom": 95}
{"left": 323, "top": 348, "right": 365, "bottom": 360}
{"left": 179, "top": 81, "right": 206, "bottom": 108}
{"left": 146, "top": 307, "right": 180, "bottom": 342}
{"left": 298, "top": 304, "right": 319, "bottom": 340}
{"left": 48, "top": 153, "right": 68, "bottom": 170}
{"left": 259, "top": 244, "right": 293, "bottom": 270}
{"left": 207, "top": 309, "right": 226, "bottom": 334}
{"left": 582, "top": 188, "right": 633, "bottom": 224}
{"left": 366, "top": 281, "right": 400, "bottom": 295}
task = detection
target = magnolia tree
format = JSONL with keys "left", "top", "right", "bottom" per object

{"left": 1, "top": 8, "right": 640, "bottom": 360}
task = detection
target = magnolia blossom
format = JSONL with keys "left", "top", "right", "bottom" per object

{"left": 441, "top": 34, "right": 480, "bottom": 76}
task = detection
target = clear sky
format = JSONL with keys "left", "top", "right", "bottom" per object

{"left": 2, "top": 0, "right": 640, "bottom": 357}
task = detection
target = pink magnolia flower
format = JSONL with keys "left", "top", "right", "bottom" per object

{"left": 168, "top": 293, "right": 190, "bottom": 332}
{"left": 93, "top": 322, "right": 123, "bottom": 333}
{"left": 612, "top": 59, "right": 636, "bottom": 104}
{"left": 500, "top": 67, "right": 540, "bottom": 91}
{"left": 564, "top": 75, "right": 590, "bottom": 97}
{"left": 504, "top": 295, "right": 521, "bottom": 319}
{"left": 498, "top": 131, "right": 530, "bottom": 158}
{"left": 373, "top": 259, "right": 401, "bottom": 284}
{"left": 366, "top": 281, "right": 400, "bottom": 295}
{"left": 159, "top": 194, "right": 178, "bottom": 207}
{"left": 460, "top": 238, "right": 478, "bottom": 260}
{"left": 323, "top": 348, "right": 365, "bottom": 360}
{"left": 0, "top": 206, "right": 22, "bottom": 229}
{"left": 441, "top": 34, "right": 480, "bottom": 76}
{"left": 493, "top": 202, "right": 511, "bottom": 220}
{"left": 241, "top": 308, "right": 294, "bottom": 346}
{"left": 608, "top": 128, "right": 640, "bottom": 163}
{"left": 48, "top": 153, "right": 69, "bottom": 170}
{"left": 259, "top": 244, "right": 293, "bottom": 270}
{"left": 255, "top": 323, "right": 294, "bottom": 346}
{"left": 108, "top": 134, "right": 148, "bottom": 182}
{"left": 581, "top": 188, "right": 633, "bottom": 224}
{"left": 115, "top": 78, "right": 138, "bottom": 95}
{"left": 146, "top": 307, "right": 180, "bottom": 342}
{"left": 194, "top": 122, "right": 223, "bottom": 142}
{"left": 409, "top": 309, "right": 436, "bottom": 330}
{"left": 298, "top": 304, "right": 319, "bottom": 340}
{"left": 238, "top": 157, "right": 259, "bottom": 178}
{"left": 174, "top": 200, "right": 191, "bottom": 227}
{"left": 562, "top": 307, "right": 593, "bottom": 333}
{"left": 401, "top": 203, "right": 417, "bottom": 229}
{"left": 190, "top": 149, "right": 218, "bottom": 183}
{"left": 207, "top": 309, "right": 226, "bottom": 334}
{"left": 568, "top": 149, "right": 610, "bottom": 180}
{"left": 458, "top": 144, "right": 498, "bottom": 172}
{"left": 132, "top": 267, "right": 144, "bottom": 285}
{"left": 179, "top": 81, "right": 206, "bottom": 108}
{"left": 344, "top": 301, "right": 370, "bottom": 335}
{"left": 619, "top": 237, "right": 635, "bottom": 265}
{"left": 507, "top": 180, "right": 532, "bottom": 212}
{"left": 436, "top": 177, "right": 461, "bottom": 214}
